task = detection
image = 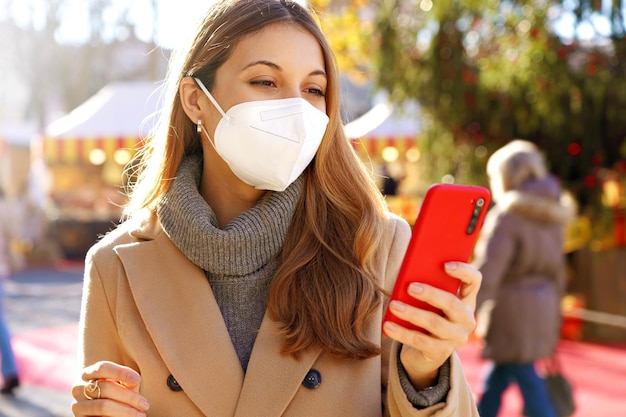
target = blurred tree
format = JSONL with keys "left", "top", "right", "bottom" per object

{"left": 309, "top": 0, "right": 376, "bottom": 84}
{"left": 1, "top": 0, "right": 164, "bottom": 129}
{"left": 373, "top": 0, "right": 626, "bottom": 212}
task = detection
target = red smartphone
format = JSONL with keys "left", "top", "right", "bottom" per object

{"left": 383, "top": 183, "right": 490, "bottom": 333}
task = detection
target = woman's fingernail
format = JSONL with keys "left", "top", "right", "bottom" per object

{"left": 383, "top": 321, "right": 399, "bottom": 334}
{"left": 409, "top": 283, "right": 424, "bottom": 294}
{"left": 139, "top": 398, "right": 150, "bottom": 410}
{"left": 390, "top": 300, "right": 406, "bottom": 312}
{"left": 444, "top": 262, "right": 458, "bottom": 271}
{"left": 127, "top": 372, "right": 141, "bottom": 384}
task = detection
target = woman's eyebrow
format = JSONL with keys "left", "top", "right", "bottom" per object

{"left": 241, "top": 60, "right": 327, "bottom": 78}
{"left": 309, "top": 69, "right": 327, "bottom": 78}
{"left": 241, "top": 60, "right": 282, "bottom": 71}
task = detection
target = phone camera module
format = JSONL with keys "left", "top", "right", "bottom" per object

{"left": 466, "top": 197, "right": 486, "bottom": 234}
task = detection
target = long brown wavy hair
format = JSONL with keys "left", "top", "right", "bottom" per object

{"left": 126, "top": 0, "right": 387, "bottom": 359}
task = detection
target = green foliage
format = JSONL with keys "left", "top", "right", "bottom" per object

{"left": 373, "top": 0, "right": 626, "bottom": 213}
{"left": 310, "top": 0, "right": 375, "bottom": 83}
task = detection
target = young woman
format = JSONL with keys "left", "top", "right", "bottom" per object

{"left": 70, "top": 1, "right": 481, "bottom": 415}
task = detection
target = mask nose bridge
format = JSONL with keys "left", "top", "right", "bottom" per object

{"left": 260, "top": 103, "right": 305, "bottom": 121}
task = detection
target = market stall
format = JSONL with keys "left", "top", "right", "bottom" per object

{"left": 344, "top": 100, "right": 422, "bottom": 221}
{"left": 36, "top": 81, "right": 162, "bottom": 258}
{"left": 0, "top": 122, "right": 36, "bottom": 198}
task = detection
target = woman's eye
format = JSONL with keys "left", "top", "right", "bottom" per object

{"left": 251, "top": 80, "right": 275, "bottom": 88}
{"left": 305, "top": 88, "right": 326, "bottom": 97}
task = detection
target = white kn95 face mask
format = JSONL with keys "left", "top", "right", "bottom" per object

{"left": 194, "top": 77, "right": 329, "bottom": 191}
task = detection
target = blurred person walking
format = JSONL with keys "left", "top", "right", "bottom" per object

{"left": 0, "top": 187, "right": 20, "bottom": 394}
{"left": 472, "top": 140, "right": 576, "bottom": 417}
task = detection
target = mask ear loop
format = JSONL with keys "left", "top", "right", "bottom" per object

{"left": 192, "top": 77, "right": 228, "bottom": 151}
{"left": 193, "top": 77, "right": 230, "bottom": 121}
{"left": 196, "top": 119, "right": 218, "bottom": 151}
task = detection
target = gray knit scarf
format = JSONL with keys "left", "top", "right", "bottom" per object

{"left": 157, "top": 154, "right": 302, "bottom": 371}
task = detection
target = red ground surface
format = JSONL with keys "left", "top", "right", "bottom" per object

{"left": 458, "top": 339, "right": 626, "bottom": 417}
{"left": 12, "top": 325, "right": 626, "bottom": 416}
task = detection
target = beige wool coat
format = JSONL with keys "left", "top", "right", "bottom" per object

{"left": 79, "top": 209, "right": 478, "bottom": 417}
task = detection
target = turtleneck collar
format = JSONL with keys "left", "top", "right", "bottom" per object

{"left": 156, "top": 154, "right": 303, "bottom": 276}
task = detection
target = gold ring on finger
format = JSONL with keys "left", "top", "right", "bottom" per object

{"left": 83, "top": 379, "right": 101, "bottom": 400}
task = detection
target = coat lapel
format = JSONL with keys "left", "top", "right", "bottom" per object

{"left": 116, "top": 232, "right": 244, "bottom": 416}
{"left": 234, "top": 315, "right": 322, "bottom": 417}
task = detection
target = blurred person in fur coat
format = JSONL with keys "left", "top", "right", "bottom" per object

{"left": 472, "top": 140, "right": 576, "bottom": 417}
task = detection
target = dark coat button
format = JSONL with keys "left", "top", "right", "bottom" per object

{"left": 302, "top": 369, "right": 322, "bottom": 389}
{"left": 167, "top": 374, "right": 183, "bottom": 392}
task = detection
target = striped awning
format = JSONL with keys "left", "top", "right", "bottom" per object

{"left": 43, "top": 136, "right": 141, "bottom": 164}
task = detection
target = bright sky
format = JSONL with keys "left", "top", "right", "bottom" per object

{"left": 1, "top": 0, "right": 217, "bottom": 50}
{"left": 134, "top": 0, "right": 217, "bottom": 49}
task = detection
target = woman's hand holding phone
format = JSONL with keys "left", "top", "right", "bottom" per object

{"left": 383, "top": 261, "right": 482, "bottom": 389}
{"left": 381, "top": 183, "right": 489, "bottom": 388}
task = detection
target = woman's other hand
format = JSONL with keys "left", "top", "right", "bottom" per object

{"left": 383, "top": 261, "right": 481, "bottom": 389}
{"left": 71, "top": 361, "right": 150, "bottom": 417}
